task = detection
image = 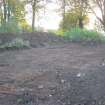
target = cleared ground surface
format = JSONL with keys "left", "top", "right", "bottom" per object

{"left": 0, "top": 43, "right": 105, "bottom": 105}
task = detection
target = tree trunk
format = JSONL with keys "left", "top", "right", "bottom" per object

{"left": 0, "top": 6, "right": 3, "bottom": 24}
{"left": 3, "top": 0, "right": 7, "bottom": 23}
{"left": 103, "top": 22, "right": 105, "bottom": 32}
{"left": 79, "top": 18, "right": 83, "bottom": 28}
{"left": 7, "top": 0, "right": 10, "bottom": 21}
{"left": 62, "top": 0, "right": 66, "bottom": 30}
{"left": 32, "top": 0, "right": 36, "bottom": 32}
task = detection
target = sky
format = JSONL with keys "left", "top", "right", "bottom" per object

{"left": 25, "top": 1, "right": 62, "bottom": 30}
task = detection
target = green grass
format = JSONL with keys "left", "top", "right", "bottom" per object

{"left": 64, "top": 27, "right": 105, "bottom": 43}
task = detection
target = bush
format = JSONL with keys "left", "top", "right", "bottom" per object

{"left": 0, "top": 38, "right": 30, "bottom": 49}
{"left": 64, "top": 27, "right": 105, "bottom": 43}
{"left": 0, "top": 17, "right": 21, "bottom": 33}
{"left": 55, "top": 29, "right": 65, "bottom": 36}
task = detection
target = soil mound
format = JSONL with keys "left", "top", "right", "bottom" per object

{"left": 0, "top": 32, "right": 65, "bottom": 48}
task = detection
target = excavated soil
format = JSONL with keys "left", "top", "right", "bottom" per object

{"left": 0, "top": 33, "right": 105, "bottom": 105}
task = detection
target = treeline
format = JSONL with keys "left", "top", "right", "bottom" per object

{"left": 0, "top": 0, "right": 25, "bottom": 32}
{"left": 0, "top": 0, "right": 46, "bottom": 32}
{"left": 58, "top": 0, "right": 105, "bottom": 32}
{"left": 57, "top": 0, "right": 105, "bottom": 43}
{"left": 0, "top": 0, "right": 105, "bottom": 33}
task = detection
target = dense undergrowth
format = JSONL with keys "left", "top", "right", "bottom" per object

{"left": 0, "top": 27, "right": 105, "bottom": 49}
{"left": 0, "top": 38, "right": 30, "bottom": 49}
{"left": 61, "top": 27, "right": 105, "bottom": 44}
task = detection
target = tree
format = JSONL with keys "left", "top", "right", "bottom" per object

{"left": 0, "top": 0, "right": 26, "bottom": 32}
{"left": 58, "top": 0, "right": 90, "bottom": 29}
{"left": 0, "top": 0, "right": 25, "bottom": 24}
{"left": 56, "top": 0, "right": 68, "bottom": 30}
{"left": 26, "top": 0, "right": 46, "bottom": 32}
{"left": 59, "top": 9, "right": 89, "bottom": 31}
{"left": 60, "top": 11, "right": 78, "bottom": 31}
{"left": 61, "top": 0, "right": 66, "bottom": 29}
{"left": 58, "top": 0, "right": 90, "bottom": 30}
{"left": 67, "top": 0, "right": 90, "bottom": 28}
{"left": 89, "top": 0, "right": 105, "bottom": 31}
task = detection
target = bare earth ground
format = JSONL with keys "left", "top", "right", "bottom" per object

{"left": 0, "top": 43, "right": 105, "bottom": 105}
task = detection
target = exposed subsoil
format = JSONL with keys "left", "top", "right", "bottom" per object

{"left": 0, "top": 33, "right": 105, "bottom": 105}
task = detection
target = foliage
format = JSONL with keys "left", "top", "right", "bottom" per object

{"left": 25, "top": 0, "right": 46, "bottom": 31}
{"left": 64, "top": 27, "right": 105, "bottom": 43}
{"left": 19, "top": 19, "right": 32, "bottom": 32}
{"left": 94, "top": 20, "right": 105, "bottom": 32}
{"left": 0, "top": 38, "right": 30, "bottom": 49}
{"left": 0, "top": 17, "right": 21, "bottom": 33}
{"left": 60, "top": 12, "right": 78, "bottom": 31}
{"left": 0, "top": 0, "right": 25, "bottom": 23}
{"left": 0, "top": 0, "right": 27, "bottom": 33}
{"left": 55, "top": 29, "right": 65, "bottom": 36}
{"left": 8, "top": 0, "right": 25, "bottom": 20}
{"left": 89, "top": 0, "right": 105, "bottom": 31}
{"left": 59, "top": 0, "right": 90, "bottom": 31}
{"left": 58, "top": 0, "right": 90, "bottom": 30}
{"left": 59, "top": 9, "right": 89, "bottom": 32}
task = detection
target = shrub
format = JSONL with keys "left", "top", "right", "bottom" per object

{"left": 55, "top": 29, "right": 65, "bottom": 36}
{"left": 0, "top": 38, "right": 30, "bottom": 49}
{"left": 64, "top": 27, "right": 105, "bottom": 43}
{"left": 0, "top": 17, "right": 21, "bottom": 33}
